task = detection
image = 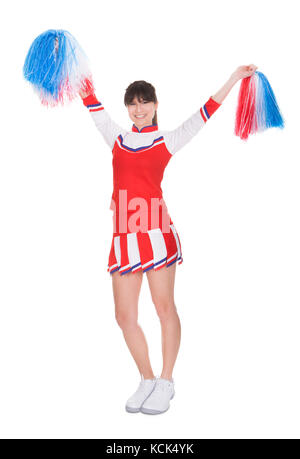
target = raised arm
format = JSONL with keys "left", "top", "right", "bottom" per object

{"left": 79, "top": 86, "right": 127, "bottom": 150}
{"left": 163, "top": 97, "right": 221, "bottom": 156}
{"left": 211, "top": 64, "right": 258, "bottom": 103}
{"left": 163, "top": 64, "right": 258, "bottom": 156}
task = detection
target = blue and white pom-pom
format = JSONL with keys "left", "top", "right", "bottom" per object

{"left": 23, "top": 29, "right": 94, "bottom": 106}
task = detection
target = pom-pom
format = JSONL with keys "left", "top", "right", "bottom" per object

{"left": 234, "top": 71, "right": 284, "bottom": 140}
{"left": 23, "top": 29, "right": 95, "bottom": 107}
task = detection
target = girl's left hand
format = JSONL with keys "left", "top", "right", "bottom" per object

{"left": 233, "top": 64, "right": 258, "bottom": 80}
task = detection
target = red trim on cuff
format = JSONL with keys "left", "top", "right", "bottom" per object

{"left": 82, "top": 94, "right": 100, "bottom": 107}
{"left": 200, "top": 108, "right": 207, "bottom": 122}
{"left": 205, "top": 97, "right": 221, "bottom": 117}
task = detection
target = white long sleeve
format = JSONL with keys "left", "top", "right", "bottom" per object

{"left": 162, "top": 96, "right": 221, "bottom": 155}
{"left": 82, "top": 94, "right": 127, "bottom": 150}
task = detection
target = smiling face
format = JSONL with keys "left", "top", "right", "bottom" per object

{"left": 127, "top": 96, "right": 158, "bottom": 129}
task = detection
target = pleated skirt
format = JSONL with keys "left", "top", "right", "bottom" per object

{"left": 107, "top": 223, "right": 183, "bottom": 275}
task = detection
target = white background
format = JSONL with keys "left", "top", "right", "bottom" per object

{"left": 0, "top": 0, "right": 299, "bottom": 440}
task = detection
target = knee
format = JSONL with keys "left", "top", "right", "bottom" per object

{"left": 115, "top": 309, "right": 138, "bottom": 330}
{"left": 153, "top": 299, "right": 177, "bottom": 321}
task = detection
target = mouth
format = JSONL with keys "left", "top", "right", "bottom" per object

{"left": 135, "top": 115, "right": 146, "bottom": 119}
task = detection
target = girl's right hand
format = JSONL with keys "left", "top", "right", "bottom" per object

{"left": 79, "top": 88, "right": 90, "bottom": 98}
{"left": 79, "top": 78, "right": 95, "bottom": 99}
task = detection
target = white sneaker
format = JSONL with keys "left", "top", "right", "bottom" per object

{"left": 140, "top": 377, "right": 175, "bottom": 415}
{"left": 125, "top": 376, "right": 157, "bottom": 413}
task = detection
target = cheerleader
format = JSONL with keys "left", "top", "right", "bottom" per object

{"left": 79, "top": 64, "right": 258, "bottom": 415}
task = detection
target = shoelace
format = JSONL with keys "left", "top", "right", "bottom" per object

{"left": 136, "top": 379, "right": 156, "bottom": 398}
{"left": 153, "top": 379, "right": 172, "bottom": 393}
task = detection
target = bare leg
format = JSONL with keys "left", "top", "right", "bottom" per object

{"left": 146, "top": 263, "right": 181, "bottom": 381}
{"left": 112, "top": 270, "right": 155, "bottom": 379}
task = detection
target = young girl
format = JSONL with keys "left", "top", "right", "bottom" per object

{"left": 79, "top": 64, "right": 258, "bottom": 415}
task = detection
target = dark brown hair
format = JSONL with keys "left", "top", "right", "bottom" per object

{"left": 124, "top": 80, "right": 158, "bottom": 125}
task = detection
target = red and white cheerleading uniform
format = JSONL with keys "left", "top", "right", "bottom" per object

{"left": 82, "top": 93, "right": 221, "bottom": 275}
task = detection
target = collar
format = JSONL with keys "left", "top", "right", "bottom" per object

{"left": 131, "top": 123, "right": 159, "bottom": 133}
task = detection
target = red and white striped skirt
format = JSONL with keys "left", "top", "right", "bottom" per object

{"left": 107, "top": 223, "right": 183, "bottom": 275}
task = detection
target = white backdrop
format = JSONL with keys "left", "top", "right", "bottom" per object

{"left": 0, "top": 0, "right": 299, "bottom": 439}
